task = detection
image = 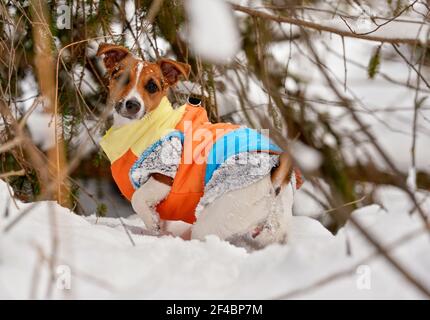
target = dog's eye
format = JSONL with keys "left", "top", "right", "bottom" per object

{"left": 145, "top": 79, "right": 159, "bottom": 94}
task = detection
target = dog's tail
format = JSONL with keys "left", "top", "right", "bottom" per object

{"left": 271, "top": 152, "right": 302, "bottom": 195}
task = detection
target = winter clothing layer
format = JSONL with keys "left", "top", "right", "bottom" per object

{"left": 100, "top": 97, "right": 186, "bottom": 200}
{"left": 100, "top": 98, "right": 286, "bottom": 224}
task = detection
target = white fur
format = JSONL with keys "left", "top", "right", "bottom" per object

{"left": 131, "top": 176, "right": 170, "bottom": 232}
{"left": 112, "top": 112, "right": 137, "bottom": 128}
{"left": 131, "top": 173, "right": 295, "bottom": 249}
{"left": 113, "top": 62, "right": 146, "bottom": 127}
{"left": 192, "top": 175, "right": 293, "bottom": 247}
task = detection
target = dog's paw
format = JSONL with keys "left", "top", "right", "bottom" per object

{"left": 143, "top": 211, "right": 161, "bottom": 233}
{"left": 226, "top": 220, "right": 287, "bottom": 252}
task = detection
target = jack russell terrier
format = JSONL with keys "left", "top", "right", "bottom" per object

{"left": 96, "top": 43, "right": 302, "bottom": 250}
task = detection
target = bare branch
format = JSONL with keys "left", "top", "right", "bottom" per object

{"left": 230, "top": 3, "right": 428, "bottom": 45}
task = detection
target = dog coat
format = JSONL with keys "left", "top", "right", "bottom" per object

{"left": 100, "top": 97, "right": 297, "bottom": 224}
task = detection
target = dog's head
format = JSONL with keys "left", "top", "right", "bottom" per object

{"left": 96, "top": 43, "right": 190, "bottom": 124}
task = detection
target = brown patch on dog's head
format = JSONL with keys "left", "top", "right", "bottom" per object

{"left": 132, "top": 59, "right": 190, "bottom": 113}
{"left": 157, "top": 59, "right": 191, "bottom": 86}
{"left": 97, "top": 43, "right": 131, "bottom": 71}
{"left": 96, "top": 43, "right": 191, "bottom": 122}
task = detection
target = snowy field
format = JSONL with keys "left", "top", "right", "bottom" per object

{"left": 1, "top": 179, "right": 429, "bottom": 299}
{"left": 1, "top": 0, "right": 430, "bottom": 300}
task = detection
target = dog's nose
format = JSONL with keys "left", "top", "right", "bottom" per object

{"left": 125, "top": 99, "right": 141, "bottom": 114}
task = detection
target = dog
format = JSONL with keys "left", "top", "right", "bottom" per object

{"left": 96, "top": 43, "right": 302, "bottom": 250}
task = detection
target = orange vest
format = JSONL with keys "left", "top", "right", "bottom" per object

{"left": 109, "top": 103, "right": 293, "bottom": 224}
{"left": 111, "top": 105, "right": 240, "bottom": 223}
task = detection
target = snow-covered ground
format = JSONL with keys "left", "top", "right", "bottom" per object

{"left": 2, "top": 0, "right": 430, "bottom": 300}
{"left": 1, "top": 179, "right": 429, "bottom": 299}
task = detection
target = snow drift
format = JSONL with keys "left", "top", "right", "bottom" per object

{"left": 0, "top": 179, "right": 429, "bottom": 299}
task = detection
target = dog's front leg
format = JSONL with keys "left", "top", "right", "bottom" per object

{"left": 131, "top": 176, "right": 171, "bottom": 233}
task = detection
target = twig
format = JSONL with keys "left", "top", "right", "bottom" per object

{"left": 273, "top": 226, "right": 428, "bottom": 299}
{"left": 230, "top": 3, "right": 429, "bottom": 45}
{"left": 0, "top": 169, "right": 25, "bottom": 179}
{"left": 302, "top": 29, "right": 430, "bottom": 231}
{"left": 0, "top": 137, "right": 23, "bottom": 153}
{"left": 302, "top": 28, "right": 430, "bottom": 298}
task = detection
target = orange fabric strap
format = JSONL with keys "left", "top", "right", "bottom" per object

{"left": 156, "top": 105, "right": 239, "bottom": 223}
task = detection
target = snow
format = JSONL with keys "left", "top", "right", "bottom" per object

{"left": 2, "top": 0, "right": 430, "bottom": 300}
{"left": 184, "top": 0, "right": 241, "bottom": 63}
{"left": 1, "top": 179, "right": 429, "bottom": 299}
{"left": 11, "top": 66, "right": 101, "bottom": 155}
{"left": 290, "top": 141, "right": 322, "bottom": 172}
{"left": 407, "top": 167, "right": 417, "bottom": 192}
{"left": 266, "top": 33, "right": 430, "bottom": 174}
{"left": 194, "top": 2, "right": 430, "bottom": 179}
{"left": 322, "top": 17, "right": 430, "bottom": 44}
{"left": 26, "top": 112, "right": 57, "bottom": 151}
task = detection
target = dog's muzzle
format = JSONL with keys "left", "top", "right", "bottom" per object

{"left": 115, "top": 98, "right": 141, "bottom": 118}
{"left": 125, "top": 98, "right": 141, "bottom": 114}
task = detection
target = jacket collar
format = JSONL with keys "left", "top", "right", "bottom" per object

{"left": 100, "top": 97, "right": 186, "bottom": 163}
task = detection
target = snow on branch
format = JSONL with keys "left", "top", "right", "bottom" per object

{"left": 230, "top": 3, "right": 429, "bottom": 45}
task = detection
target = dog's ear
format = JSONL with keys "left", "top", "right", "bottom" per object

{"left": 157, "top": 59, "right": 191, "bottom": 86}
{"left": 96, "top": 43, "right": 131, "bottom": 71}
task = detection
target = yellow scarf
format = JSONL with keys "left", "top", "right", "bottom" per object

{"left": 100, "top": 97, "right": 186, "bottom": 163}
